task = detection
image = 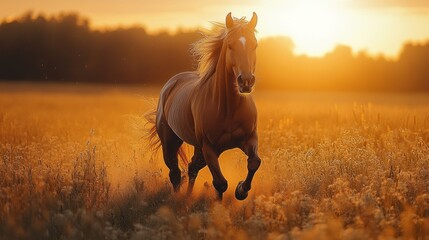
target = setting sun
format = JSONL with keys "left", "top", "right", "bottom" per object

{"left": 260, "top": 0, "right": 345, "bottom": 56}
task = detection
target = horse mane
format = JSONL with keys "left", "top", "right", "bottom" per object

{"left": 191, "top": 17, "right": 255, "bottom": 84}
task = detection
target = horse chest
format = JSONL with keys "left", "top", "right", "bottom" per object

{"left": 207, "top": 119, "right": 253, "bottom": 151}
{"left": 219, "top": 127, "right": 246, "bottom": 146}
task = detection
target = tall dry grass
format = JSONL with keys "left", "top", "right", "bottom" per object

{"left": 1, "top": 83, "right": 429, "bottom": 239}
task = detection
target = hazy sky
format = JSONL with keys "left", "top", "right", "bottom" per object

{"left": 2, "top": 0, "right": 429, "bottom": 57}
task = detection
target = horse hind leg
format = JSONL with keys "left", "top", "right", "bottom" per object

{"left": 157, "top": 118, "right": 183, "bottom": 192}
{"left": 187, "top": 147, "right": 207, "bottom": 195}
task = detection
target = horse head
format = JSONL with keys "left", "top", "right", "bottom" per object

{"left": 225, "top": 12, "right": 258, "bottom": 94}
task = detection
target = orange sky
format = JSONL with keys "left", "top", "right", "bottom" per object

{"left": 2, "top": 0, "right": 429, "bottom": 57}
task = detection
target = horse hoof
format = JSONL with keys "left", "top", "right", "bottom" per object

{"left": 235, "top": 181, "right": 248, "bottom": 200}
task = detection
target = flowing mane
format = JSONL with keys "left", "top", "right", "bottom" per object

{"left": 191, "top": 17, "right": 255, "bottom": 84}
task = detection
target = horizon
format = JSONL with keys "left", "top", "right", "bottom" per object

{"left": 1, "top": 11, "right": 428, "bottom": 61}
{"left": 2, "top": 0, "right": 429, "bottom": 58}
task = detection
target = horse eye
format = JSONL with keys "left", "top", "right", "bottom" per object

{"left": 228, "top": 44, "right": 233, "bottom": 50}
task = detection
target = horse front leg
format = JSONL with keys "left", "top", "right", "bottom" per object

{"left": 235, "top": 134, "right": 261, "bottom": 200}
{"left": 202, "top": 143, "right": 228, "bottom": 200}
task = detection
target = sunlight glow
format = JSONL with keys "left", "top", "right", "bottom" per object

{"left": 259, "top": 0, "right": 348, "bottom": 56}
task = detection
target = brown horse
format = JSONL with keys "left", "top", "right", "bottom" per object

{"left": 147, "top": 12, "right": 261, "bottom": 200}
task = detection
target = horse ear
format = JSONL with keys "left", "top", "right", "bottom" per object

{"left": 247, "top": 12, "right": 258, "bottom": 29}
{"left": 226, "top": 12, "right": 234, "bottom": 29}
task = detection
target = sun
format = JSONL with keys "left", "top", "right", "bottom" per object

{"left": 259, "top": 0, "right": 347, "bottom": 56}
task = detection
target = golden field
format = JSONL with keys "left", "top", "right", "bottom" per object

{"left": 1, "top": 82, "right": 429, "bottom": 239}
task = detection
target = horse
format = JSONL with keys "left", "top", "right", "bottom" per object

{"left": 147, "top": 12, "right": 261, "bottom": 200}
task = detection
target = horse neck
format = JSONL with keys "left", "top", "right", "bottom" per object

{"left": 210, "top": 43, "right": 241, "bottom": 117}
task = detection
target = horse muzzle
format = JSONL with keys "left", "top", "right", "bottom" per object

{"left": 237, "top": 74, "right": 255, "bottom": 94}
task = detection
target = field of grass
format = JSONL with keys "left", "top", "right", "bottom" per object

{"left": 1, "top": 82, "right": 429, "bottom": 239}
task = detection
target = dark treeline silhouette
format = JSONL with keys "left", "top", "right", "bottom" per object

{"left": 1, "top": 12, "right": 429, "bottom": 91}
{"left": 0, "top": 12, "right": 200, "bottom": 84}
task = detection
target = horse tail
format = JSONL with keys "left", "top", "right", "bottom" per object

{"left": 144, "top": 109, "right": 189, "bottom": 171}
{"left": 144, "top": 110, "right": 161, "bottom": 152}
{"left": 177, "top": 145, "right": 190, "bottom": 171}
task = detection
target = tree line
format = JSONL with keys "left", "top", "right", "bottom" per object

{"left": 1, "top": 12, "right": 428, "bottom": 91}
{"left": 0, "top": 12, "right": 199, "bottom": 84}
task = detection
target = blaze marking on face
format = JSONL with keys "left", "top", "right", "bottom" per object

{"left": 239, "top": 36, "right": 246, "bottom": 48}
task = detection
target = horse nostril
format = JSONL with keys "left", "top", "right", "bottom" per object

{"left": 249, "top": 75, "right": 255, "bottom": 86}
{"left": 237, "top": 75, "right": 243, "bottom": 84}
